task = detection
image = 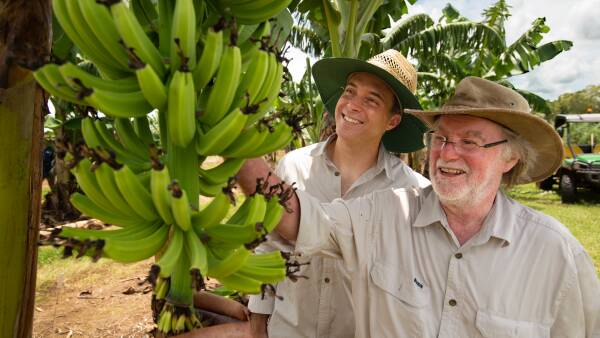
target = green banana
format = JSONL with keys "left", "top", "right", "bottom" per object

{"left": 33, "top": 65, "right": 84, "bottom": 104}
{"left": 207, "top": 247, "right": 250, "bottom": 278}
{"left": 102, "top": 222, "right": 169, "bottom": 263}
{"left": 71, "top": 159, "right": 123, "bottom": 216}
{"left": 78, "top": 0, "right": 131, "bottom": 70}
{"left": 229, "top": 0, "right": 293, "bottom": 25}
{"left": 263, "top": 195, "right": 285, "bottom": 233}
{"left": 157, "top": 0, "right": 175, "bottom": 56}
{"left": 110, "top": 1, "right": 166, "bottom": 78}
{"left": 58, "top": 220, "right": 155, "bottom": 241}
{"left": 94, "top": 162, "right": 141, "bottom": 217}
{"left": 191, "top": 190, "right": 231, "bottom": 231}
{"left": 203, "top": 223, "right": 260, "bottom": 246}
{"left": 185, "top": 229, "right": 208, "bottom": 287}
{"left": 236, "top": 262, "right": 286, "bottom": 284}
{"left": 83, "top": 88, "right": 154, "bottom": 119}
{"left": 58, "top": 63, "right": 139, "bottom": 93}
{"left": 93, "top": 119, "right": 151, "bottom": 169}
{"left": 218, "top": 271, "right": 263, "bottom": 294}
{"left": 193, "top": 26, "right": 223, "bottom": 91}
{"left": 135, "top": 63, "right": 167, "bottom": 111}
{"left": 229, "top": 193, "right": 266, "bottom": 227}
{"left": 155, "top": 226, "right": 184, "bottom": 278}
{"left": 221, "top": 124, "right": 269, "bottom": 158}
{"left": 113, "top": 164, "right": 159, "bottom": 221}
{"left": 170, "top": 0, "right": 196, "bottom": 71}
{"left": 232, "top": 48, "right": 270, "bottom": 109}
{"left": 70, "top": 192, "right": 141, "bottom": 227}
{"left": 245, "top": 251, "right": 286, "bottom": 268}
{"left": 169, "top": 182, "right": 193, "bottom": 231}
{"left": 114, "top": 118, "right": 150, "bottom": 158}
{"left": 199, "top": 158, "right": 245, "bottom": 185}
{"left": 150, "top": 165, "right": 175, "bottom": 225}
{"left": 199, "top": 44, "right": 242, "bottom": 126}
{"left": 197, "top": 177, "right": 227, "bottom": 197}
{"left": 167, "top": 70, "right": 196, "bottom": 148}
{"left": 243, "top": 121, "right": 294, "bottom": 157}
{"left": 195, "top": 108, "right": 248, "bottom": 156}
{"left": 80, "top": 117, "right": 107, "bottom": 150}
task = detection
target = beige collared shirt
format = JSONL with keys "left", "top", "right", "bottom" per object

{"left": 248, "top": 137, "right": 429, "bottom": 338}
{"left": 296, "top": 186, "right": 600, "bottom": 337}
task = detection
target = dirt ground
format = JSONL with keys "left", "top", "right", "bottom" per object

{"left": 33, "top": 259, "right": 156, "bottom": 338}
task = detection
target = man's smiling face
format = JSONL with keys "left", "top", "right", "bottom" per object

{"left": 334, "top": 72, "right": 401, "bottom": 145}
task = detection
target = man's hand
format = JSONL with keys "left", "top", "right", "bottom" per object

{"left": 237, "top": 158, "right": 301, "bottom": 242}
{"left": 249, "top": 313, "right": 269, "bottom": 338}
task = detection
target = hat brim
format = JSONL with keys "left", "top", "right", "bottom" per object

{"left": 406, "top": 107, "right": 564, "bottom": 184}
{"left": 312, "top": 58, "right": 426, "bottom": 153}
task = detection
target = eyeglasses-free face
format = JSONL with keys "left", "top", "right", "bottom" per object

{"left": 425, "top": 131, "right": 508, "bottom": 154}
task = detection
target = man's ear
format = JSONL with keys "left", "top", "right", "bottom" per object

{"left": 386, "top": 114, "right": 402, "bottom": 131}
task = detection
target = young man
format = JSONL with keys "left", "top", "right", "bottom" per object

{"left": 246, "top": 49, "right": 430, "bottom": 337}
{"left": 239, "top": 77, "right": 600, "bottom": 337}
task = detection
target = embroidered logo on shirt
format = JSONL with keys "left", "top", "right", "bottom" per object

{"left": 413, "top": 278, "right": 423, "bottom": 289}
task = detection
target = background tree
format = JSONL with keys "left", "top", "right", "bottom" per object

{"left": 549, "top": 85, "right": 600, "bottom": 144}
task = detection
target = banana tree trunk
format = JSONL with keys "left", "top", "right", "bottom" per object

{"left": 0, "top": 1, "right": 51, "bottom": 336}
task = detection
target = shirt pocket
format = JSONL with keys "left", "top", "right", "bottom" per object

{"left": 476, "top": 309, "right": 550, "bottom": 338}
{"left": 369, "top": 261, "right": 430, "bottom": 336}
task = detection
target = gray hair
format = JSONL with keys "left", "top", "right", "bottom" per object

{"left": 499, "top": 126, "right": 537, "bottom": 188}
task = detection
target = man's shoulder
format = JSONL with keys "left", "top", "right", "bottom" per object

{"left": 281, "top": 143, "right": 322, "bottom": 162}
{"left": 508, "top": 197, "right": 585, "bottom": 254}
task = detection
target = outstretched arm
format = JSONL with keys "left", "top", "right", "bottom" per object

{"left": 236, "top": 158, "right": 300, "bottom": 242}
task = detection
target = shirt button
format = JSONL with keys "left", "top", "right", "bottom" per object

{"left": 455, "top": 253, "right": 463, "bottom": 259}
{"left": 334, "top": 171, "right": 340, "bottom": 176}
{"left": 449, "top": 299, "right": 457, "bottom": 306}
{"left": 324, "top": 277, "right": 330, "bottom": 283}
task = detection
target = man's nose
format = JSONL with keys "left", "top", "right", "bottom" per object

{"left": 439, "top": 141, "right": 460, "bottom": 160}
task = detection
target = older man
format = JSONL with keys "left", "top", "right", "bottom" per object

{"left": 246, "top": 49, "right": 429, "bottom": 338}
{"left": 239, "top": 77, "right": 600, "bottom": 337}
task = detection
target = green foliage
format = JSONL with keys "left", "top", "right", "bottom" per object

{"left": 547, "top": 85, "right": 600, "bottom": 144}
{"left": 382, "top": 0, "right": 572, "bottom": 111}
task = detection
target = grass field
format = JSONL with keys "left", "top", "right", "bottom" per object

{"left": 507, "top": 184, "right": 600, "bottom": 276}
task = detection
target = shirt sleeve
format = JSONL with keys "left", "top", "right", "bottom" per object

{"left": 551, "top": 250, "right": 600, "bottom": 337}
{"left": 295, "top": 189, "right": 375, "bottom": 271}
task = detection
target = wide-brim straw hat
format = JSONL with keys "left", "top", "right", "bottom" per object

{"left": 407, "top": 76, "right": 563, "bottom": 184}
{"left": 312, "top": 49, "right": 427, "bottom": 153}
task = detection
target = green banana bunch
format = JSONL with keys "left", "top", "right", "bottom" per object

{"left": 41, "top": 0, "right": 298, "bottom": 334}
{"left": 168, "top": 70, "right": 196, "bottom": 148}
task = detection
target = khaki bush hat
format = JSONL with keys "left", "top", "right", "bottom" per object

{"left": 312, "top": 49, "right": 427, "bottom": 153}
{"left": 407, "top": 76, "right": 563, "bottom": 184}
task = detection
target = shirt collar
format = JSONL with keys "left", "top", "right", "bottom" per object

{"left": 412, "top": 188, "right": 516, "bottom": 246}
{"left": 311, "top": 134, "right": 397, "bottom": 180}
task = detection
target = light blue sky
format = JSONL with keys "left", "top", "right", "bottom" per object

{"left": 287, "top": 0, "right": 600, "bottom": 101}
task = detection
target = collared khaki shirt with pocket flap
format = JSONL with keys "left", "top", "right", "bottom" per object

{"left": 296, "top": 186, "right": 600, "bottom": 337}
